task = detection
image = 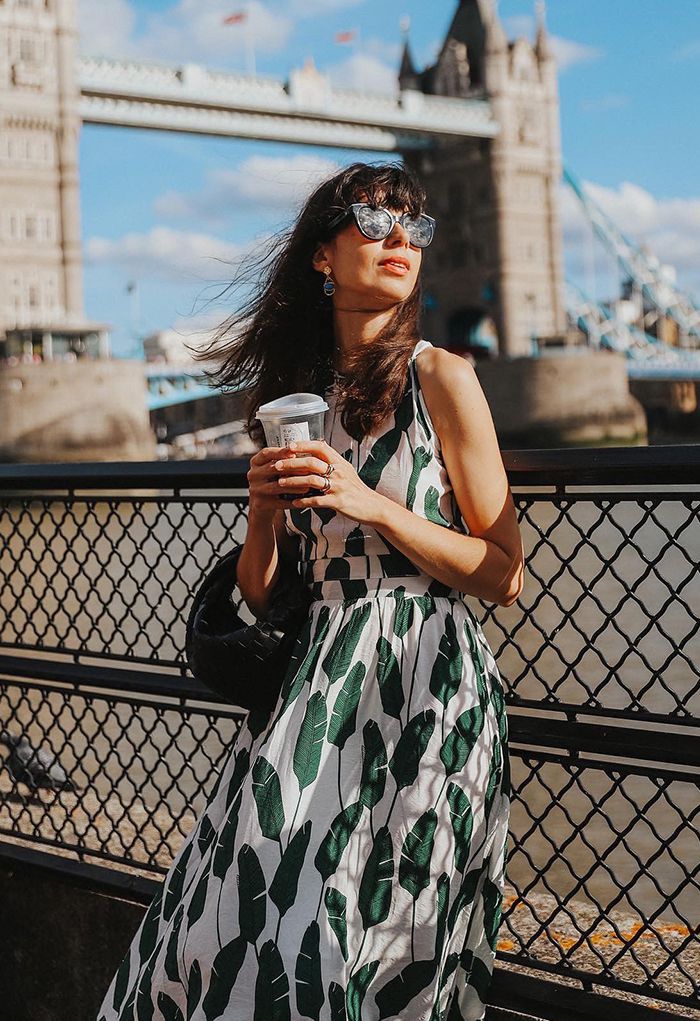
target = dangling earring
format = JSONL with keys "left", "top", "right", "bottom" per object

{"left": 323, "top": 267, "right": 336, "bottom": 296}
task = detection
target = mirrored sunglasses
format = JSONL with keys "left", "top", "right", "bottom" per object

{"left": 327, "top": 202, "right": 436, "bottom": 248}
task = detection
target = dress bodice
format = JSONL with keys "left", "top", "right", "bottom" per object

{"left": 284, "top": 338, "right": 470, "bottom": 602}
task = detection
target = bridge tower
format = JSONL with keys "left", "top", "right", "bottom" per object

{"left": 400, "top": 0, "right": 567, "bottom": 358}
{"left": 0, "top": 0, "right": 106, "bottom": 356}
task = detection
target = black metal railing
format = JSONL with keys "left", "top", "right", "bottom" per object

{"left": 0, "top": 447, "right": 698, "bottom": 1020}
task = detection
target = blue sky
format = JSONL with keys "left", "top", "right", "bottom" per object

{"left": 78, "top": 0, "right": 700, "bottom": 357}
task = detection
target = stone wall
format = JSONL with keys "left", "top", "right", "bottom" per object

{"left": 474, "top": 350, "right": 648, "bottom": 446}
{"left": 0, "top": 359, "right": 157, "bottom": 462}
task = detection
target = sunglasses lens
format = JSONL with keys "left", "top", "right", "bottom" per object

{"left": 356, "top": 205, "right": 393, "bottom": 239}
{"left": 404, "top": 215, "right": 434, "bottom": 247}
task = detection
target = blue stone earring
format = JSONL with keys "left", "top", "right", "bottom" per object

{"left": 323, "top": 267, "right": 336, "bottom": 296}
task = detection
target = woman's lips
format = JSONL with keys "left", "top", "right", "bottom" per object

{"left": 379, "top": 261, "right": 409, "bottom": 275}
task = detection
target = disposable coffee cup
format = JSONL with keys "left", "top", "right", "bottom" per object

{"left": 256, "top": 392, "right": 329, "bottom": 500}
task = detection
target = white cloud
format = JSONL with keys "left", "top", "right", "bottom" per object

{"left": 326, "top": 52, "right": 398, "bottom": 94}
{"left": 79, "top": 0, "right": 293, "bottom": 66}
{"left": 154, "top": 153, "right": 342, "bottom": 223}
{"left": 503, "top": 14, "right": 603, "bottom": 72}
{"left": 559, "top": 179, "right": 700, "bottom": 296}
{"left": 290, "top": 0, "right": 366, "bottom": 15}
{"left": 78, "top": 0, "right": 136, "bottom": 59}
{"left": 85, "top": 227, "right": 247, "bottom": 282}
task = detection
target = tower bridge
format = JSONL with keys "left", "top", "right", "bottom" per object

{"left": 78, "top": 56, "right": 499, "bottom": 151}
{"left": 1, "top": 0, "right": 698, "bottom": 459}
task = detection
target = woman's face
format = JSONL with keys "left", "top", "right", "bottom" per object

{"left": 314, "top": 202, "right": 422, "bottom": 309}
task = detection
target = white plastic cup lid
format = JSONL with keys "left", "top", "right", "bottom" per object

{"left": 257, "top": 392, "right": 329, "bottom": 420}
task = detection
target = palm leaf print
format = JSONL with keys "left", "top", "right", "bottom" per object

{"left": 269, "top": 819, "right": 313, "bottom": 916}
{"left": 359, "top": 389, "right": 413, "bottom": 489}
{"left": 118, "top": 985, "right": 136, "bottom": 1021}
{"left": 463, "top": 617, "right": 488, "bottom": 705}
{"left": 278, "top": 607, "right": 331, "bottom": 715}
{"left": 110, "top": 947, "right": 132, "bottom": 1013}
{"left": 225, "top": 747, "right": 251, "bottom": 811}
{"left": 295, "top": 920, "right": 325, "bottom": 1019}
{"left": 431, "top": 952, "right": 460, "bottom": 1020}
{"left": 359, "top": 825, "right": 394, "bottom": 928}
{"left": 238, "top": 843, "right": 267, "bottom": 942}
{"left": 347, "top": 960, "right": 380, "bottom": 1021}
{"left": 374, "top": 957, "right": 438, "bottom": 1019}
{"left": 344, "top": 523, "right": 366, "bottom": 557}
{"left": 321, "top": 603, "right": 372, "bottom": 684}
{"left": 407, "top": 445, "right": 433, "bottom": 510}
{"left": 252, "top": 756, "right": 286, "bottom": 839}
{"left": 314, "top": 800, "right": 363, "bottom": 882}
{"left": 440, "top": 703, "right": 485, "bottom": 776}
{"left": 358, "top": 719, "right": 388, "bottom": 811}
{"left": 293, "top": 691, "right": 327, "bottom": 790}
{"left": 196, "top": 815, "right": 216, "bottom": 860}
{"left": 424, "top": 485, "right": 451, "bottom": 527}
{"left": 136, "top": 883, "right": 163, "bottom": 962}
{"left": 254, "top": 940, "right": 291, "bottom": 1021}
{"left": 328, "top": 661, "right": 366, "bottom": 749}
{"left": 446, "top": 782, "right": 474, "bottom": 873}
{"left": 375, "top": 635, "right": 404, "bottom": 719}
{"left": 328, "top": 980, "right": 347, "bottom": 1020}
{"left": 157, "top": 992, "right": 185, "bottom": 1021}
{"left": 135, "top": 953, "right": 158, "bottom": 1021}
{"left": 432, "top": 872, "right": 451, "bottom": 964}
{"left": 412, "top": 365, "right": 433, "bottom": 440}
{"left": 458, "top": 947, "right": 493, "bottom": 1001}
{"left": 414, "top": 593, "right": 437, "bottom": 621}
{"left": 484, "top": 734, "right": 503, "bottom": 824}
{"left": 392, "top": 589, "right": 415, "bottom": 638}
{"left": 482, "top": 876, "right": 504, "bottom": 953}
{"left": 163, "top": 840, "right": 194, "bottom": 922}
{"left": 388, "top": 709, "right": 436, "bottom": 790}
{"left": 398, "top": 808, "right": 437, "bottom": 899}
{"left": 429, "top": 614, "right": 463, "bottom": 707}
{"left": 164, "top": 904, "right": 185, "bottom": 983}
{"left": 212, "top": 789, "right": 242, "bottom": 879}
{"left": 324, "top": 886, "right": 348, "bottom": 960}
{"left": 186, "top": 865, "right": 211, "bottom": 929}
{"left": 201, "top": 934, "right": 248, "bottom": 1019}
{"left": 186, "top": 959, "right": 202, "bottom": 1020}
{"left": 447, "top": 866, "right": 481, "bottom": 933}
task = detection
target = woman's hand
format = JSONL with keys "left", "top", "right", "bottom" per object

{"left": 247, "top": 444, "right": 303, "bottom": 518}
{"left": 272, "top": 439, "right": 383, "bottom": 524}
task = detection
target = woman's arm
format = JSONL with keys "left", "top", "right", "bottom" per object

{"left": 237, "top": 508, "right": 298, "bottom": 618}
{"left": 365, "top": 349, "right": 524, "bottom": 607}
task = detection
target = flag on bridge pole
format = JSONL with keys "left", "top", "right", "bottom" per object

{"left": 222, "top": 6, "right": 256, "bottom": 75}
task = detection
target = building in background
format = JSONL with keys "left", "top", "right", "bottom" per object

{"left": 401, "top": 0, "right": 568, "bottom": 359}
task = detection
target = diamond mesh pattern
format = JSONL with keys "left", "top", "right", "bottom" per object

{"left": 0, "top": 468, "right": 697, "bottom": 1012}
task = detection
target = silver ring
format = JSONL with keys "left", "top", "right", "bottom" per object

{"left": 323, "top": 462, "right": 335, "bottom": 477}
{"left": 321, "top": 475, "right": 332, "bottom": 494}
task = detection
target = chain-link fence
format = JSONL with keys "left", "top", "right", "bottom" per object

{"left": 0, "top": 450, "right": 698, "bottom": 1017}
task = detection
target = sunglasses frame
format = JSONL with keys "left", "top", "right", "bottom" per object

{"left": 327, "top": 202, "right": 436, "bottom": 248}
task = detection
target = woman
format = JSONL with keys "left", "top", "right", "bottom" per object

{"left": 96, "top": 161, "right": 523, "bottom": 1021}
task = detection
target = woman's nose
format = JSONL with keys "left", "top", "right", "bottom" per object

{"left": 387, "top": 220, "right": 410, "bottom": 246}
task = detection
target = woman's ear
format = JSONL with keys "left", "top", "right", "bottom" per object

{"left": 312, "top": 244, "right": 329, "bottom": 275}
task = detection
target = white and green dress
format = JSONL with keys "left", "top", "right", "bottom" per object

{"left": 96, "top": 338, "right": 511, "bottom": 1021}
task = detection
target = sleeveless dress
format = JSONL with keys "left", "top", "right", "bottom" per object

{"left": 96, "top": 338, "right": 511, "bottom": 1021}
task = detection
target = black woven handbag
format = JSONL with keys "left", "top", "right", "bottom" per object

{"left": 185, "top": 543, "right": 313, "bottom": 713}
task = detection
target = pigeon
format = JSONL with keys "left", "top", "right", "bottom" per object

{"left": 0, "top": 729, "right": 77, "bottom": 792}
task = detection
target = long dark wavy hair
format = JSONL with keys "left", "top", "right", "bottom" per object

{"left": 186, "top": 161, "right": 428, "bottom": 444}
